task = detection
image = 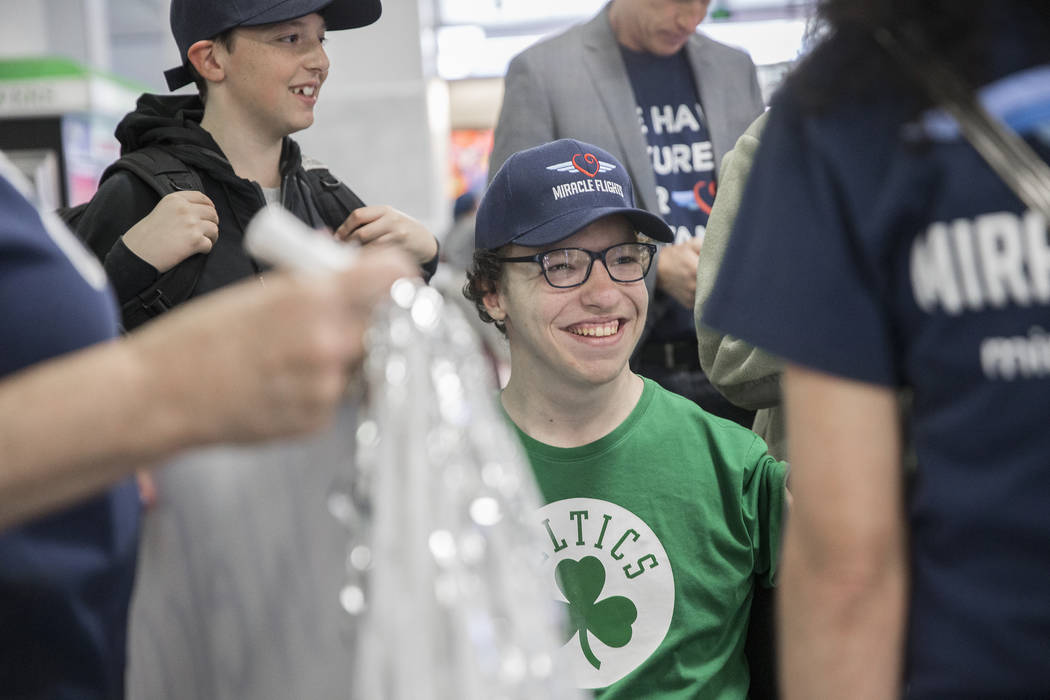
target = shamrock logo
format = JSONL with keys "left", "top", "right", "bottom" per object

{"left": 556, "top": 556, "right": 638, "bottom": 670}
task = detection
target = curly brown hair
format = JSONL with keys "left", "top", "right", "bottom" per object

{"left": 463, "top": 246, "right": 508, "bottom": 335}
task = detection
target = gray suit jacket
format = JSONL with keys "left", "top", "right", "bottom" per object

{"left": 489, "top": 3, "right": 765, "bottom": 342}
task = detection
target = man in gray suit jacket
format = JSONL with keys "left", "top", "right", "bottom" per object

{"left": 490, "top": 0, "right": 764, "bottom": 426}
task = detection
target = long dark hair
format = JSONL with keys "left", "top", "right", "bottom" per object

{"left": 787, "top": 0, "right": 1050, "bottom": 114}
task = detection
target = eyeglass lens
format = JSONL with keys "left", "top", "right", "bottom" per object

{"left": 542, "top": 243, "right": 652, "bottom": 287}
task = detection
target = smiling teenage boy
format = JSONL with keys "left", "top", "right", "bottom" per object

{"left": 465, "top": 139, "right": 788, "bottom": 699}
{"left": 78, "top": 0, "right": 438, "bottom": 329}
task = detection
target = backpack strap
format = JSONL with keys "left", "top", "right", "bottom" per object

{"left": 101, "top": 148, "right": 209, "bottom": 331}
{"left": 101, "top": 147, "right": 205, "bottom": 197}
{"left": 57, "top": 149, "right": 203, "bottom": 230}
{"left": 300, "top": 158, "right": 439, "bottom": 281}
{"left": 120, "top": 252, "right": 209, "bottom": 331}
{"left": 300, "top": 159, "right": 366, "bottom": 231}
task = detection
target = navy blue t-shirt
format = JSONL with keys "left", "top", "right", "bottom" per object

{"left": 622, "top": 46, "right": 715, "bottom": 342}
{"left": 0, "top": 168, "right": 140, "bottom": 698}
{"left": 704, "top": 61, "right": 1050, "bottom": 696}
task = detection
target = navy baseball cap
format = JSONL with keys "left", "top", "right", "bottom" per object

{"left": 475, "top": 139, "right": 672, "bottom": 250}
{"left": 164, "top": 0, "right": 382, "bottom": 91}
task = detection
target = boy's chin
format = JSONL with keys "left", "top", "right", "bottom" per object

{"left": 286, "top": 117, "right": 315, "bottom": 135}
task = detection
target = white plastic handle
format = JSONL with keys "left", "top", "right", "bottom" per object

{"left": 244, "top": 204, "right": 358, "bottom": 273}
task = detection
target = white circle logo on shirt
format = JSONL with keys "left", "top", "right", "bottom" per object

{"left": 536, "top": 498, "right": 674, "bottom": 689}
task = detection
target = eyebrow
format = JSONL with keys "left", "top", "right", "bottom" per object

{"left": 538, "top": 239, "right": 637, "bottom": 254}
{"left": 268, "top": 18, "right": 327, "bottom": 32}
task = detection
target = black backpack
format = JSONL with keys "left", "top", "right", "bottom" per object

{"left": 61, "top": 147, "right": 365, "bottom": 331}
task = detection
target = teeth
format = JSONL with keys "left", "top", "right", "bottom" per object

{"left": 571, "top": 321, "right": 619, "bottom": 337}
{"left": 293, "top": 86, "right": 316, "bottom": 96}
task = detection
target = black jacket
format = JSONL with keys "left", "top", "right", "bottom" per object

{"left": 80, "top": 94, "right": 430, "bottom": 315}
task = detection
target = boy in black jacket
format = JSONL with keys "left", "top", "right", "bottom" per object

{"left": 80, "top": 0, "right": 438, "bottom": 329}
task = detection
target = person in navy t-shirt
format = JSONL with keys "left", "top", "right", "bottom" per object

{"left": 0, "top": 154, "right": 411, "bottom": 697}
{"left": 701, "top": 1, "right": 1050, "bottom": 697}
{"left": 0, "top": 157, "right": 138, "bottom": 698}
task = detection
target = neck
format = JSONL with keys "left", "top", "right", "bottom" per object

{"left": 501, "top": 370, "right": 644, "bottom": 448}
{"left": 607, "top": 1, "right": 638, "bottom": 52}
{"left": 200, "top": 100, "right": 284, "bottom": 188}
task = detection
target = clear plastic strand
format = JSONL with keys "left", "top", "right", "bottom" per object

{"left": 337, "top": 279, "right": 583, "bottom": 700}
{"left": 244, "top": 206, "right": 579, "bottom": 699}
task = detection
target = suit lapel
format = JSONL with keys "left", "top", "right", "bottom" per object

{"left": 686, "top": 34, "right": 729, "bottom": 177}
{"left": 580, "top": 9, "right": 660, "bottom": 212}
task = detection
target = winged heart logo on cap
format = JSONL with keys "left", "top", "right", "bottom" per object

{"left": 546, "top": 157, "right": 617, "bottom": 176}
{"left": 573, "top": 153, "right": 600, "bottom": 177}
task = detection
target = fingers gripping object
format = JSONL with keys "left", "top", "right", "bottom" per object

{"left": 244, "top": 206, "right": 584, "bottom": 700}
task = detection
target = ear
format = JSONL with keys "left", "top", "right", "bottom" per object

{"left": 481, "top": 288, "right": 507, "bottom": 323}
{"left": 186, "top": 39, "right": 224, "bottom": 83}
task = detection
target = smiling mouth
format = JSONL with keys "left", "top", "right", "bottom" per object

{"left": 291, "top": 85, "right": 317, "bottom": 97}
{"left": 569, "top": 320, "right": 621, "bottom": 338}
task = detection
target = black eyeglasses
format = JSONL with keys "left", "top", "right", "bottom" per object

{"left": 498, "top": 242, "right": 657, "bottom": 288}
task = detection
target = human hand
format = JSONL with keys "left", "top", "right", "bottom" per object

{"left": 655, "top": 236, "right": 703, "bottom": 308}
{"left": 121, "top": 191, "right": 219, "bottom": 273}
{"left": 127, "top": 246, "right": 414, "bottom": 446}
{"left": 333, "top": 205, "right": 438, "bottom": 266}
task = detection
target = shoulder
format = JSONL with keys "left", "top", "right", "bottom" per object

{"left": 296, "top": 153, "right": 363, "bottom": 200}
{"left": 690, "top": 31, "right": 756, "bottom": 67}
{"left": 92, "top": 168, "right": 162, "bottom": 208}
{"left": 0, "top": 163, "right": 105, "bottom": 290}
{"left": 299, "top": 154, "right": 329, "bottom": 172}
{"left": 742, "top": 109, "right": 769, "bottom": 141}
{"left": 645, "top": 380, "right": 759, "bottom": 441}
{"left": 719, "top": 110, "right": 767, "bottom": 169}
{"left": 510, "top": 14, "right": 600, "bottom": 67}
{"left": 0, "top": 174, "right": 118, "bottom": 374}
{"left": 0, "top": 174, "right": 50, "bottom": 251}
{"left": 642, "top": 379, "right": 781, "bottom": 475}
{"left": 76, "top": 168, "right": 163, "bottom": 254}
{"left": 80, "top": 168, "right": 163, "bottom": 230}
{"left": 764, "top": 74, "right": 905, "bottom": 164}
{"left": 297, "top": 154, "right": 338, "bottom": 182}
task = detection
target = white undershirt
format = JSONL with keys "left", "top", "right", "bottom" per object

{"left": 261, "top": 186, "right": 281, "bottom": 206}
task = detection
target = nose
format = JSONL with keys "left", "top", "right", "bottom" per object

{"left": 306, "top": 41, "right": 330, "bottom": 75}
{"left": 579, "top": 258, "right": 621, "bottom": 308}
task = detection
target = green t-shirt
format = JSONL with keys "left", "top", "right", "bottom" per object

{"left": 510, "top": 378, "right": 787, "bottom": 699}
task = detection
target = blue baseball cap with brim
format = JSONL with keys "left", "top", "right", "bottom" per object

{"left": 475, "top": 139, "right": 673, "bottom": 250}
{"left": 164, "top": 0, "right": 382, "bottom": 91}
